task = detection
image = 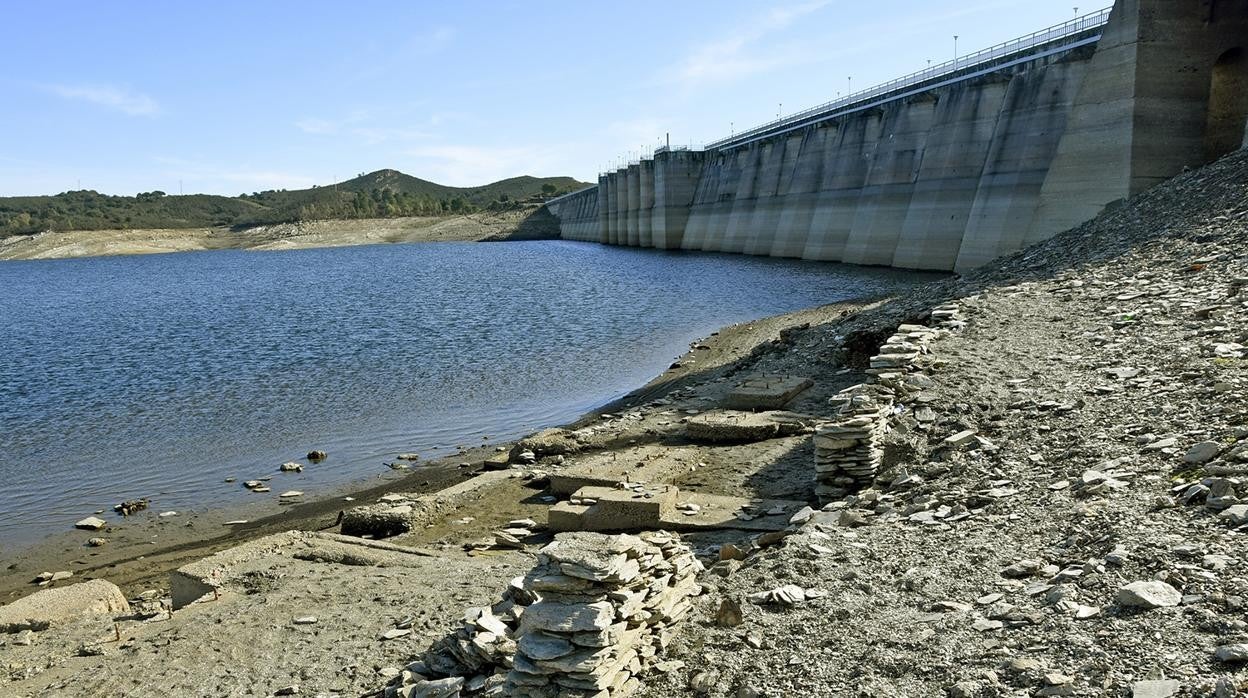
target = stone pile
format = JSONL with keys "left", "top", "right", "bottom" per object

{"left": 505, "top": 531, "right": 701, "bottom": 697}
{"left": 383, "top": 531, "right": 701, "bottom": 698}
{"left": 865, "top": 324, "right": 942, "bottom": 376}
{"left": 814, "top": 385, "right": 894, "bottom": 502}
{"left": 815, "top": 304, "right": 966, "bottom": 502}
{"left": 930, "top": 303, "right": 966, "bottom": 330}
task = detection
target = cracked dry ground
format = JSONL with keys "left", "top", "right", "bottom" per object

{"left": 636, "top": 150, "right": 1248, "bottom": 698}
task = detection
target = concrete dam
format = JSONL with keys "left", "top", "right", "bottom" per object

{"left": 545, "top": 0, "right": 1248, "bottom": 272}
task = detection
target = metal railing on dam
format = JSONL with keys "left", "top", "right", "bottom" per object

{"left": 546, "top": 0, "right": 1247, "bottom": 275}
{"left": 697, "top": 6, "right": 1113, "bottom": 153}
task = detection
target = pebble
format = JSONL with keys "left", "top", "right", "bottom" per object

{"left": 292, "top": 616, "right": 318, "bottom": 625}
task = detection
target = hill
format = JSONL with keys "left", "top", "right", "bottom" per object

{"left": 0, "top": 170, "right": 588, "bottom": 236}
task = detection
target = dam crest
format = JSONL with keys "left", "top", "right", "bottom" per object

{"left": 546, "top": 0, "right": 1248, "bottom": 271}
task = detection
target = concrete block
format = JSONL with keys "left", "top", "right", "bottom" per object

{"left": 548, "top": 501, "right": 591, "bottom": 532}
{"left": 686, "top": 409, "right": 816, "bottom": 443}
{"left": 724, "top": 375, "right": 813, "bottom": 410}
{"left": 576, "top": 485, "right": 677, "bottom": 532}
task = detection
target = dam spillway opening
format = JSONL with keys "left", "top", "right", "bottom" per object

{"left": 1206, "top": 46, "right": 1248, "bottom": 162}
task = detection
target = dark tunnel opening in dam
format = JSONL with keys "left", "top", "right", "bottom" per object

{"left": 1205, "top": 46, "right": 1248, "bottom": 162}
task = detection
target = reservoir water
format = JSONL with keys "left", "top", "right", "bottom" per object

{"left": 0, "top": 240, "right": 933, "bottom": 547}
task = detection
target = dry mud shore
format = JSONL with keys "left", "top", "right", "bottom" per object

{"left": 0, "top": 207, "right": 556, "bottom": 261}
{"left": 3, "top": 148, "right": 1248, "bottom": 698}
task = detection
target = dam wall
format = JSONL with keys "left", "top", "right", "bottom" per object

{"left": 546, "top": 0, "right": 1248, "bottom": 272}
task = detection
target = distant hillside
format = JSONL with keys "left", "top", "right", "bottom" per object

{"left": 0, "top": 170, "right": 588, "bottom": 236}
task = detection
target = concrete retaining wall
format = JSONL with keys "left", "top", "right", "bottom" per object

{"left": 546, "top": 0, "right": 1248, "bottom": 272}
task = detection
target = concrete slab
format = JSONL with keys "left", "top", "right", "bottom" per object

{"left": 548, "top": 501, "right": 591, "bottom": 532}
{"left": 550, "top": 485, "right": 804, "bottom": 535}
{"left": 686, "top": 410, "right": 818, "bottom": 443}
{"left": 724, "top": 375, "right": 814, "bottom": 410}
{"left": 0, "top": 579, "right": 131, "bottom": 632}
{"left": 341, "top": 470, "right": 513, "bottom": 538}
{"left": 170, "top": 531, "right": 438, "bottom": 610}
{"left": 549, "top": 445, "right": 700, "bottom": 496}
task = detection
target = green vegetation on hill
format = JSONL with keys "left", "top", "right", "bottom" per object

{"left": 0, "top": 170, "right": 587, "bottom": 236}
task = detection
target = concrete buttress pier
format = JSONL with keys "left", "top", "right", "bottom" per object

{"left": 545, "top": 0, "right": 1248, "bottom": 272}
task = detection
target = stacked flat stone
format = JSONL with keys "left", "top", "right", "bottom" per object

{"left": 870, "top": 324, "right": 942, "bottom": 402}
{"left": 505, "top": 531, "right": 702, "bottom": 698}
{"left": 929, "top": 303, "right": 965, "bottom": 330}
{"left": 814, "top": 303, "right": 967, "bottom": 502}
{"left": 866, "top": 324, "right": 942, "bottom": 376}
{"left": 814, "top": 385, "right": 894, "bottom": 502}
{"left": 381, "top": 531, "right": 700, "bottom": 698}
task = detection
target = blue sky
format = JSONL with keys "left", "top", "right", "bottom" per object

{"left": 1, "top": 1, "right": 1101, "bottom": 196}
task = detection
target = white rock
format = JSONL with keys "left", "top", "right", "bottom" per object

{"left": 1117, "top": 581, "right": 1182, "bottom": 609}
{"left": 1220, "top": 504, "right": 1248, "bottom": 526}
{"left": 75, "top": 516, "right": 107, "bottom": 531}
{"left": 1132, "top": 679, "right": 1180, "bottom": 698}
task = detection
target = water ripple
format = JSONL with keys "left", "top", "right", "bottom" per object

{"left": 0, "top": 240, "right": 934, "bottom": 546}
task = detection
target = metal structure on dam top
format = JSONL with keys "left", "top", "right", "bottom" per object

{"left": 551, "top": 6, "right": 1115, "bottom": 206}
{"left": 701, "top": 6, "right": 1114, "bottom": 151}
{"left": 545, "top": 0, "right": 1248, "bottom": 273}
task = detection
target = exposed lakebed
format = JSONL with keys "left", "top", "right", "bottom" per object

{"left": 0, "top": 240, "right": 935, "bottom": 548}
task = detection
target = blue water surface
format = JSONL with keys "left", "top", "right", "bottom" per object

{"left": 0, "top": 240, "right": 933, "bottom": 545}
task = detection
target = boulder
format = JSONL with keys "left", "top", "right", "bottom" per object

{"left": 0, "top": 579, "right": 131, "bottom": 632}
{"left": 1220, "top": 504, "right": 1248, "bottom": 526}
{"left": 1214, "top": 644, "right": 1248, "bottom": 663}
{"left": 1117, "top": 581, "right": 1182, "bottom": 609}
{"left": 1183, "top": 441, "right": 1221, "bottom": 464}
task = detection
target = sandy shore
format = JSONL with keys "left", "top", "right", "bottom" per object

{"left": 0, "top": 207, "right": 557, "bottom": 261}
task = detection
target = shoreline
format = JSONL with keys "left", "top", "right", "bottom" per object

{"left": 0, "top": 296, "right": 882, "bottom": 604}
{"left": 0, "top": 207, "right": 557, "bottom": 261}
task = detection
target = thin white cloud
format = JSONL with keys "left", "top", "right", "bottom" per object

{"left": 297, "top": 109, "right": 447, "bottom": 144}
{"left": 667, "top": 1, "right": 832, "bottom": 86}
{"left": 45, "top": 84, "right": 160, "bottom": 116}
{"left": 402, "top": 144, "right": 553, "bottom": 186}
{"left": 295, "top": 117, "right": 336, "bottom": 134}
{"left": 152, "top": 156, "right": 318, "bottom": 194}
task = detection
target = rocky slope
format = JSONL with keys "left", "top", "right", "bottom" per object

{"left": 632, "top": 149, "right": 1248, "bottom": 697}
{"left": 2, "top": 147, "right": 1245, "bottom": 698}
